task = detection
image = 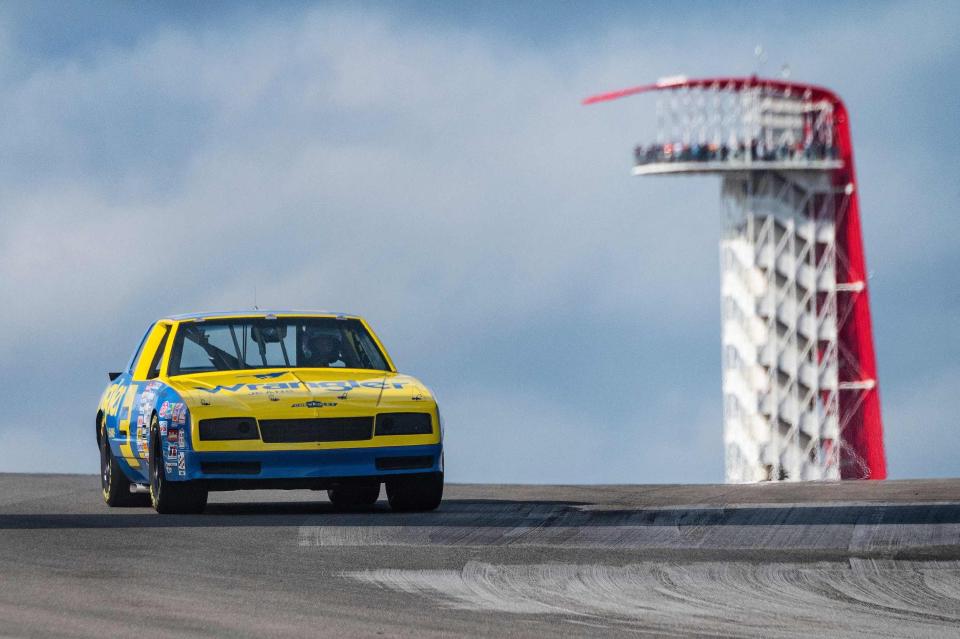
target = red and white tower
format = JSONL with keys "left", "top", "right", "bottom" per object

{"left": 585, "top": 76, "right": 885, "bottom": 481}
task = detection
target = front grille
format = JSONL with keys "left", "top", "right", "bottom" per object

{"left": 258, "top": 417, "right": 374, "bottom": 443}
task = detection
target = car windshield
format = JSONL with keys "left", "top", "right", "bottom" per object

{"left": 167, "top": 317, "right": 390, "bottom": 375}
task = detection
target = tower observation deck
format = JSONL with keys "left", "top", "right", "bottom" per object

{"left": 585, "top": 76, "right": 885, "bottom": 481}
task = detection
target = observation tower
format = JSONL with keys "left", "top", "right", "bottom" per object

{"left": 585, "top": 76, "right": 885, "bottom": 481}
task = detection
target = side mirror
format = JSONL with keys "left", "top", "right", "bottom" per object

{"left": 108, "top": 372, "right": 122, "bottom": 381}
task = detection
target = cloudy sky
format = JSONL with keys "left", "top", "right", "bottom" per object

{"left": 0, "top": 1, "right": 957, "bottom": 483}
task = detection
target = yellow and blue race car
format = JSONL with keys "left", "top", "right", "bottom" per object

{"left": 95, "top": 311, "right": 443, "bottom": 514}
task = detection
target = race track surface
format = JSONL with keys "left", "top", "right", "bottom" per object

{"left": 0, "top": 474, "right": 958, "bottom": 637}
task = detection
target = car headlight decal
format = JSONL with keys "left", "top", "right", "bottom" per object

{"left": 198, "top": 417, "right": 260, "bottom": 441}
{"left": 375, "top": 412, "right": 433, "bottom": 436}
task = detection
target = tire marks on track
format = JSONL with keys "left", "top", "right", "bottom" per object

{"left": 347, "top": 561, "right": 960, "bottom": 638}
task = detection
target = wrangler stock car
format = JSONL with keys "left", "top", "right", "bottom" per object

{"left": 96, "top": 311, "right": 443, "bottom": 514}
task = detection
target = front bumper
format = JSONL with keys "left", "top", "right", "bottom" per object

{"left": 174, "top": 443, "right": 442, "bottom": 487}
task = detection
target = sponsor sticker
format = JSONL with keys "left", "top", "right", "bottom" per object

{"left": 159, "top": 402, "right": 170, "bottom": 418}
{"left": 178, "top": 430, "right": 185, "bottom": 447}
{"left": 167, "top": 428, "right": 179, "bottom": 443}
{"left": 167, "top": 446, "right": 178, "bottom": 459}
{"left": 177, "top": 451, "right": 185, "bottom": 471}
{"left": 292, "top": 401, "right": 338, "bottom": 409}
{"left": 194, "top": 380, "right": 408, "bottom": 394}
{"left": 159, "top": 421, "right": 167, "bottom": 436}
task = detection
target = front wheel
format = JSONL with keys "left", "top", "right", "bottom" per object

{"left": 149, "top": 416, "right": 207, "bottom": 514}
{"left": 386, "top": 473, "right": 443, "bottom": 512}
{"left": 100, "top": 421, "right": 148, "bottom": 507}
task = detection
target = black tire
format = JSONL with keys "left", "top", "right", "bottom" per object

{"left": 327, "top": 483, "right": 380, "bottom": 510}
{"left": 100, "top": 420, "right": 149, "bottom": 507}
{"left": 149, "top": 415, "right": 207, "bottom": 514}
{"left": 386, "top": 473, "right": 443, "bottom": 512}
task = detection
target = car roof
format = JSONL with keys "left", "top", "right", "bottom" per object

{"left": 162, "top": 310, "right": 360, "bottom": 322}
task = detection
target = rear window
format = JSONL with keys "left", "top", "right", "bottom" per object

{"left": 167, "top": 317, "right": 390, "bottom": 375}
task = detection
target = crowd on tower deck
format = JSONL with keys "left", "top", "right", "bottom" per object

{"left": 633, "top": 139, "right": 839, "bottom": 166}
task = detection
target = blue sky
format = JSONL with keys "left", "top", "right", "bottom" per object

{"left": 0, "top": 1, "right": 957, "bottom": 482}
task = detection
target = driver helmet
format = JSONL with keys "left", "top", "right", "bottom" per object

{"left": 302, "top": 328, "right": 341, "bottom": 365}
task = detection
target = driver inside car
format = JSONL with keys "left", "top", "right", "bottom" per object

{"left": 301, "top": 329, "right": 345, "bottom": 367}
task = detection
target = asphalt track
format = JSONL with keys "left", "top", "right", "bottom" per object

{"left": 1, "top": 474, "right": 958, "bottom": 637}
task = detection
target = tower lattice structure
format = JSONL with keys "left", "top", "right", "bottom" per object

{"left": 585, "top": 76, "right": 885, "bottom": 481}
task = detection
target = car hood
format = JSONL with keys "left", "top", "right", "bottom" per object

{"left": 167, "top": 369, "right": 432, "bottom": 420}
